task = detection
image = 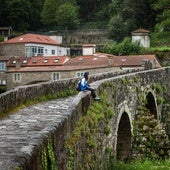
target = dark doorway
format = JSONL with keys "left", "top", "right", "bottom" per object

{"left": 145, "top": 92, "right": 157, "bottom": 119}
{"left": 117, "top": 112, "right": 132, "bottom": 160}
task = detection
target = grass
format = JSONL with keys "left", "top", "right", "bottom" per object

{"left": 110, "top": 159, "right": 170, "bottom": 170}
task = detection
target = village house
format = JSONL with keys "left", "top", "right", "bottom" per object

{"left": 131, "top": 29, "right": 150, "bottom": 48}
{"left": 0, "top": 55, "right": 12, "bottom": 86}
{"left": 5, "top": 44, "right": 161, "bottom": 90}
{"left": 0, "top": 33, "right": 70, "bottom": 57}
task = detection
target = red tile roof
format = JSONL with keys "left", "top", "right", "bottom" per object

{"left": 0, "top": 33, "right": 59, "bottom": 45}
{"left": 7, "top": 56, "right": 69, "bottom": 67}
{"left": 0, "top": 56, "right": 13, "bottom": 61}
{"left": 132, "top": 29, "right": 150, "bottom": 33}
{"left": 6, "top": 54, "right": 161, "bottom": 72}
{"left": 112, "top": 55, "right": 161, "bottom": 67}
{"left": 64, "top": 53, "right": 110, "bottom": 68}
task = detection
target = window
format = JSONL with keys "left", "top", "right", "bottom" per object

{"left": 25, "top": 46, "right": 44, "bottom": 57}
{"left": 0, "top": 62, "right": 5, "bottom": 71}
{"left": 54, "top": 59, "right": 59, "bottom": 63}
{"left": 45, "top": 49, "right": 48, "bottom": 54}
{"left": 38, "top": 47, "right": 43, "bottom": 55}
{"left": 53, "top": 72, "right": 59, "bottom": 80}
{"left": 77, "top": 72, "right": 84, "bottom": 77}
{"left": 51, "top": 50, "right": 55, "bottom": 55}
{"left": 13, "top": 73, "right": 21, "bottom": 82}
{"left": 67, "top": 49, "right": 70, "bottom": 56}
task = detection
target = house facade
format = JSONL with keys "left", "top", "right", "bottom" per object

{"left": 0, "top": 42, "right": 161, "bottom": 91}
{"left": 6, "top": 53, "right": 120, "bottom": 90}
{"left": 0, "top": 56, "right": 12, "bottom": 86}
{"left": 0, "top": 33, "right": 70, "bottom": 57}
{"left": 131, "top": 29, "right": 150, "bottom": 48}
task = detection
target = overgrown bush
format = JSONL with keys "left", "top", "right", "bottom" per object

{"left": 102, "top": 37, "right": 142, "bottom": 55}
{"left": 0, "top": 86, "right": 6, "bottom": 94}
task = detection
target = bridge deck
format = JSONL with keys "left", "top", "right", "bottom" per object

{"left": 0, "top": 95, "right": 80, "bottom": 169}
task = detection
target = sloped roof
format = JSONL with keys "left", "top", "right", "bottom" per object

{"left": 64, "top": 53, "right": 110, "bottom": 67}
{"left": 0, "top": 33, "right": 59, "bottom": 45}
{"left": 112, "top": 55, "right": 161, "bottom": 67}
{"left": 7, "top": 55, "right": 69, "bottom": 67}
{"left": 132, "top": 29, "right": 150, "bottom": 33}
{"left": 6, "top": 54, "right": 161, "bottom": 72}
{"left": 0, "top": 56, "right": 13, "bottom": 61}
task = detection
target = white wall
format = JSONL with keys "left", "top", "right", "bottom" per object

{"left": 132, "top": 35, "right": 150, "bottom": 48}
{"left": 25, "top": 43, "right": 70, "bottom": 57}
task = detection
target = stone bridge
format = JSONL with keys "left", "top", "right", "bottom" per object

{"left": 0, "top": 67, "right": 169, "bottom": 170}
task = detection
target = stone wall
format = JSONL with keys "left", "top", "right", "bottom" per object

{"left": 0, "top": 67, "right": 169, "bottom": 169}
{"left": 0, "top": 43, "right": 25, "bottom": 56}
{"left": 1, "top": 68, "right": 141, "bottom": 114}
{"left": 6, "top": 67, "right": 120, "bottom": 90}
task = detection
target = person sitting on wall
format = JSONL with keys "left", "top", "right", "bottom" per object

{"left": 78, "top": 72, "right": 100, "bottom": 101}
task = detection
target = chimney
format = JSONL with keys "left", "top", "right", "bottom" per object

{"left": 49, "top": 35, "right": 62, "bottom": 44}
{"left": 82, "top": 44, "right": 96, "bottom": 56}
{"left": 14, "top": 56, "right": 21, "bottom": 69}
{"left": 108, "top": 56, "right": 114, "bottom": 66}
{"left": 4, "top": 36, "right": 8, "bottom": 41}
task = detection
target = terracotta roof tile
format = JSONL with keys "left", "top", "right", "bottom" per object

{"left": 112, "top": 55, "right": 161, "bottom": 67}
{"left": 0, "top": 56, "right": 13, "bottom": 61}
{"left": 132, "top": 29, "right": 150, "bottom": 33}
{"left": 6, "top": 54, "right": 161, "bottom": 72}
{"left": 64, "top": 53, "right": 109, "bottom": 67}
{"left": 0, "top": 33, "right": 59, "bottom": 45}
{"left": 7, "top": 56, "right": 69, "bottom": 67}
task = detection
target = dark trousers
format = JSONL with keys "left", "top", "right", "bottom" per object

{"left": 86, "top": 86, "right": 96, "bottom": 98}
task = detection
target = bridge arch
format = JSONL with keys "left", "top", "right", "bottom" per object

{"left": 145, "top": 91, "right": 158, "bottom": 119}
{"left": 116, "top": 105, "right": 132, "bottom": 160}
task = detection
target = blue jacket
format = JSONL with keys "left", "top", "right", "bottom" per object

{"left": 79, "top": 77, "right": 89, "bottom": 91}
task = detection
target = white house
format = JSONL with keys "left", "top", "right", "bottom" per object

{"left": 132, "top": 29, "right": 150, "bottom": 48}
{"left": 0, "top": 33, "right": 70, "bottom": 57}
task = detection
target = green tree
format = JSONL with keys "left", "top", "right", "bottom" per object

{"left": 41, "top": 0, "right": 61, "bottom": 27}
{"left": 4, "top": 0, "right": 33, "bottom": 31}
{"left": 29, "top": 0, "right": 45, "bottom": 30}
{"left": 55, "top": 2, "right": 80, "bottom": 30}
{"left": 102, "top": 37, "right": 141, "bottom": 55}
{"left": 0, "top": 0, "right": 44, "bottom": 31}
{"left": 108, "top": 15, "right": 128, "bottom": 42}
{"left": 152, "top": 0, "right": 170, "bottom": 45}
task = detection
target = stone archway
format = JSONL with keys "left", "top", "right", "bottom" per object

{"left": 145, "top": 92, "right": 157, "bottom": 119}
{"left": 116, "top": 112, "right": 132, "bottom": 160}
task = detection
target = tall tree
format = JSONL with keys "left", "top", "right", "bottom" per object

{"left": 41, "top": 0, "right": 61, "bottom": 27}
{"left": 1, "top": 0, "right": 32, "bottom": 31}
{"left": 29, "top": 0, "right": 45, "bottom": 30}
{"left": 55, "top": 2, "right": 80, "bottom": 30}
{"left": 152, "top": 0, "right": 170, "bottom": 45}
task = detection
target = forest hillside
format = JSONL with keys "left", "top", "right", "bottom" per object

{"left": 0, "top": 0, "right": 169, "bottom": 45}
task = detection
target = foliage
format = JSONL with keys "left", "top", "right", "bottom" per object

{"left": 0, "top": 0, "right": 44, "bottom": 31}
{"left": 0, "top": 86, "right": 6, "bottom": 94}
{"left": 102, "top": 37, "right": 142, "bottom": 55}
{"left": 151, "top": 0, "right": 170, "bottom": 46}
{"left": 55, "top": 2, "right": 80, "bottom": 30}
{"left": 110, "top": 159, "right": 170, "bottom": 170}
{"left": 41, "top": 0, "right": 59, "bottom": 27}
{"left": 65, "top": 90, "right": 115, "bottom": 169}
{"left": 41, "top": 139, "right": 57, "bottom": 170}
{"left": 133, "top": 107, "right": 169, "bottom": 159}
{"left": 0, "top": 0, "right": 169, "bottom": 45}
{"left": 0, "top": 36, "right": 4, "bottom": 42}
{"left": 107, "top": 15, "right": 128, "bottom": 42}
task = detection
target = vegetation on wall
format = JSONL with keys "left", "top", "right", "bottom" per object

{"left": 41, "top": 139, "right": 57, "bottom": 170}
{"left": 133, "top": 106, "right": 169, "bottom": 159}
{"left": 65, "top": 90, "right": 115, "bottom": 169}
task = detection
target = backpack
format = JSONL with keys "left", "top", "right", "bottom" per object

{"left": 76, "top": 80, "right": 81, "bottom": 91}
